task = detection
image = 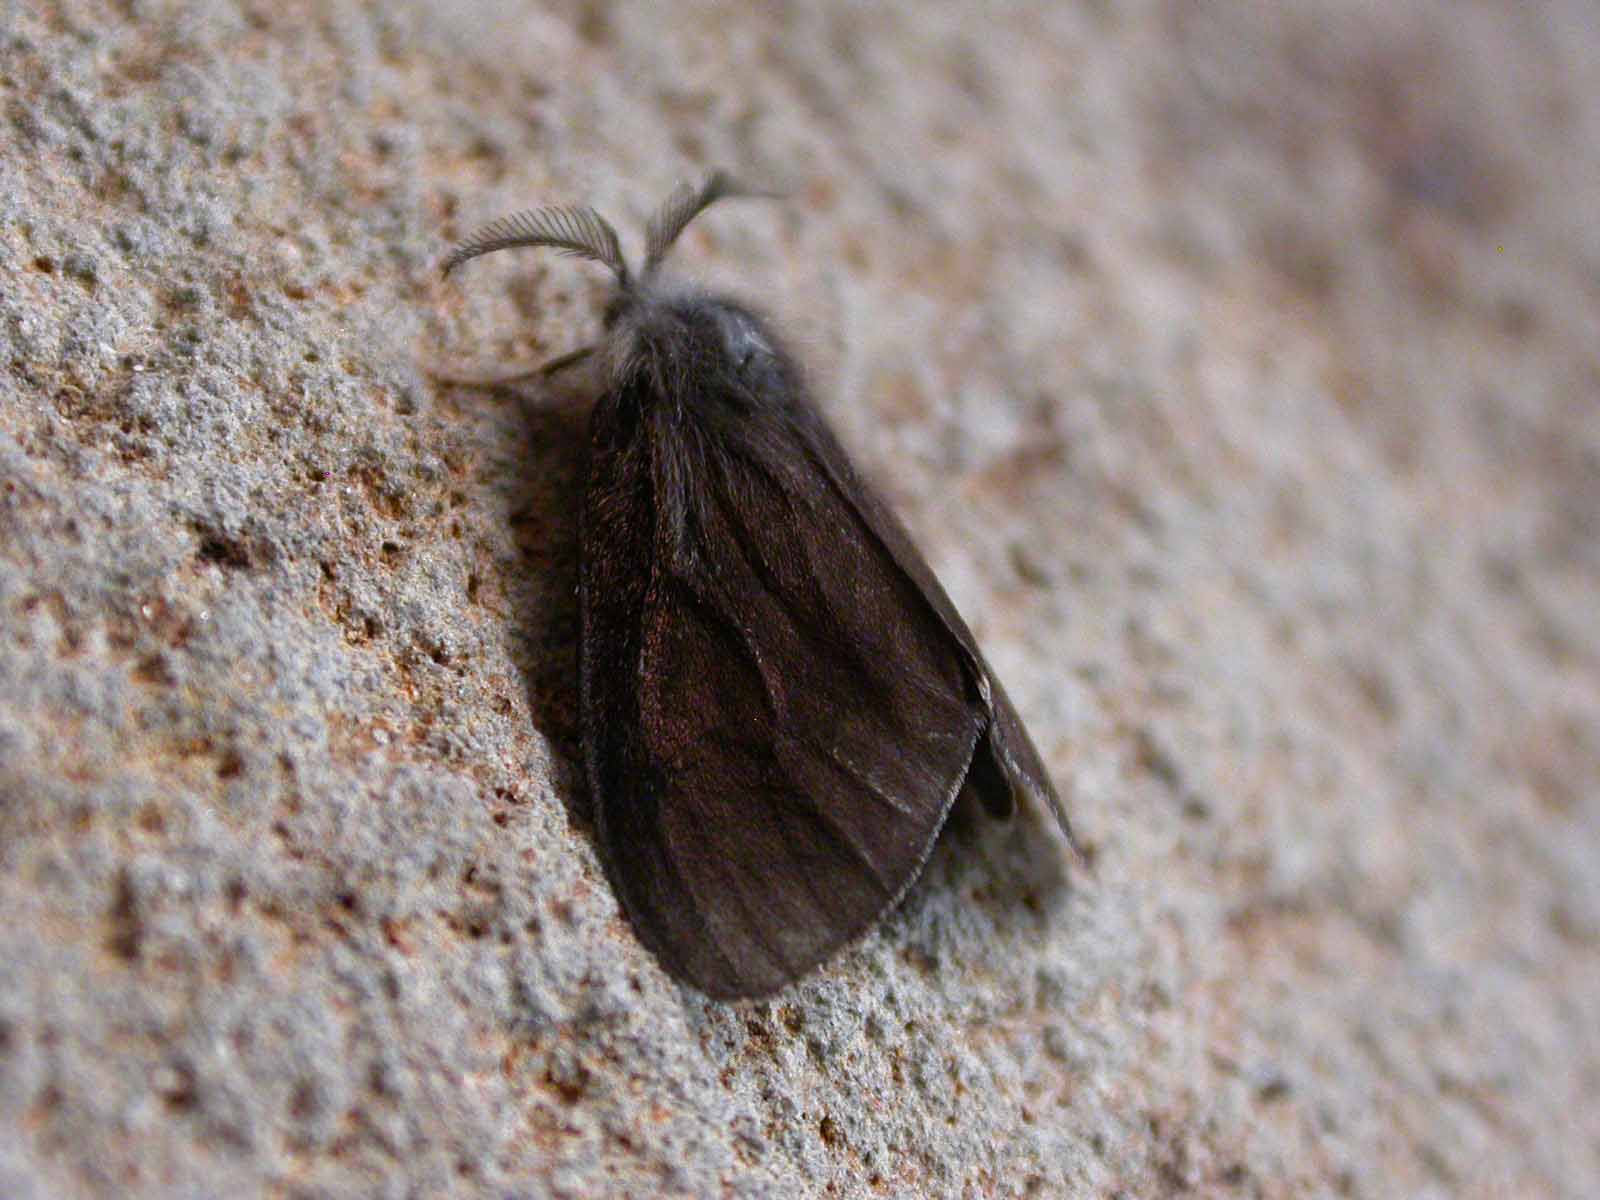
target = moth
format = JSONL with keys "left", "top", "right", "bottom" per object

{"left": 441, "top": 174, "right": 1080, "bottom": 999}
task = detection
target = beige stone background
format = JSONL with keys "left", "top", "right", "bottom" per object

{"left": 2, "top": 1, "right": 1598, "bottom": 1196}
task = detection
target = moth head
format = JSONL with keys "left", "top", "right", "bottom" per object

{"left": 441, "top": 171, "right": 769, "bottom": 299}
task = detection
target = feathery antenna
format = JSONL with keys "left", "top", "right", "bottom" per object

{"left": 442, "top": 205, "right": 628, "bottom": 284}
{"left": 643, "top": 171, "right": 770, "bottom": 277}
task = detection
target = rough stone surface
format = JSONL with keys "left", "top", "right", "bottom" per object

{"left": 3, "top": 1, "right": 1598, "bottom": 1196}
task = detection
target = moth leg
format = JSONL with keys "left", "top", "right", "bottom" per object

{"left": 530, "top": 345, "right": 596, "bottom": 377}
{"left": 422, "top": 345, "right": 594, "bottom": 388}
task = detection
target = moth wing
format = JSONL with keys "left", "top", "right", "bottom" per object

{"left": 581, "top": 387, "right": 984, "bottom": 998}
{"left": 793, "top": 406, "right": 1080, "bottom": 848}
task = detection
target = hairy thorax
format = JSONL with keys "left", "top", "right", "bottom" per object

{"left": 601, "top": 286, "right": 788, "bottom": 414}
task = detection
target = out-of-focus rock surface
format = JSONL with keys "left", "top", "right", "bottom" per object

{"left": 2, "top": 1, "right": 1597, "bottom": 1195}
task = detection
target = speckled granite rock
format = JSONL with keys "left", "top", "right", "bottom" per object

{"left": 2, "top": 1, "right": 1597, "bottom": 1196}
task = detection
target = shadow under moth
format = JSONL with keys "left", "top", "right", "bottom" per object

{"left": 439, "top": 173, "right": 1080, "bottom": 999}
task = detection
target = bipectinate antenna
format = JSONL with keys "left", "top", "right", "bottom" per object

{"left": 442, "top": 204, "right": 629, "bottom": 286}
{"left": 643, "top": 171, "right": 770, "bottom": 277}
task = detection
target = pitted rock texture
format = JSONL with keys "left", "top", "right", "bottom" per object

{"left": 2, "top": 1, "right": 1597, "bottom": 1196}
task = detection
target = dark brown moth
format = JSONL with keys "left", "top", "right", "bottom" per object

{"left": 441, "top": 174, "right": 1080, "bottom": 999}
